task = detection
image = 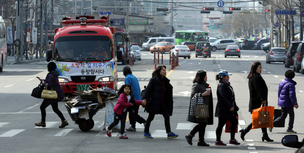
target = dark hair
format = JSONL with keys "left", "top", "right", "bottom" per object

{"left": 193, "top": 70, "right": 206, "bottom": 84}
{"left": 215, "top": 74, "right": 221, "bottom": 81}
{"left": 285, "top": 70, "right": 295, "bottom": 79}
{"left": 47, "top": 62, "right": 57, "bottom": 72}
{"left": 152, "top": 65, "right": 166, "bottom": 78}
{"left": 247, "top": 61, "right": 261, "bottom": 79}
{"left": 118, "top": 84, "right": 133, "bottom": 96}
{"left": 123, "top": 66, "right": 132, "bottom": 76}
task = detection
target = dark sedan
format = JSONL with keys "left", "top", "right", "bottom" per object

{"left": 225, "top": 45, "right": 241, "bottom": 58}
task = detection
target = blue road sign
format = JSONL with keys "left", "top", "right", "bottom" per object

{"left": 275, "top": 10, "right": 296, "bottom": 15}
{"left": 99, "top": 12, "right": 112, "bottom": 15}
{"left": 275, "top": 22, "right": 279, "bottom": 27}
{"left": 217, "top": 0, "right": 224, "bottom": 7}
{"left": 302, "top": 10, "right": 304, "bottom": 17}
{"left": 210, "top": 20, "right": 214, "bottom": 23}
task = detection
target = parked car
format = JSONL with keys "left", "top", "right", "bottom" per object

{"left": 237, "top": 38, "right": 246, "bottom": 48}
{"left": 285, "top": 41, "right": 302, "bottom": 68}
{"left": 225, "top": 45, "right": 241, "bottom": 58}
{"left": 254, "top": 38, "right": 269, "bottom": 50}
{"left": 210, "top": 39, "right": 238, "bottom": 51}
{"left": 208, "top": 37, "right": 217, "bottom": 43}
{"left": 180, "top": 42, "right": 196, "bottom": 51}
{"left": 130, "top": 45, "right": 141, "bottom": 61}
{"left": 149, "top": 42, "right": 174, "bottom": 53}
{"left": 171, "top": 45, "right": 191, "bottom": 59}
{"left": 241, "top": 39, "right": 257, "bottom": 50}
{"left": 266, "top": 47, "right": 286, "bottom": 64}
{"left": 261, "top": 42, "right": 270, "bottom": 52}
{"left": 293, "top": 42, "right": 304, "bottom": 72}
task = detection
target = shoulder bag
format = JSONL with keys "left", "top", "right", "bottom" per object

{"left": 192, "top": 93, "right": 209, "bottom": 119}
{"left": 41, "top": 84, "right": 58, "bottom": 99}
{"left": 31, "top": 83, "right": 44, "bottom": 98}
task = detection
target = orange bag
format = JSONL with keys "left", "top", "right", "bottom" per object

{"left": 252, "top": 105, "right": 274, "bottom": 129}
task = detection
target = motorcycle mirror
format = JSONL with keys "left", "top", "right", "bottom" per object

{"left": 282, "top": 135, "right": 302, "bottom": 148}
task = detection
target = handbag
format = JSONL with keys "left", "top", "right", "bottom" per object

{"left": 273, "top": 108, "right": 285, "bottom": 127}
{"left": 225, "top": 116, "right": 238, "bottom": 133}
{"left": 41, "top": 84, "right": 58, "bottom": 99}
{"left": 31, "top": 83, "right": 44, "bottom": 98}
{"left": 252, "top": 105, "right": 274, "bottom": 129}
{"left": 191, "top": 93, "right": 209, "bottom": 119}
{"left": 259, "top": 104, "right": 269, "bottom": 125}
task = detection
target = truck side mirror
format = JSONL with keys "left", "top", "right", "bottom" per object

{"left": 46, "top": 49, "right": 52, "bottom": 62}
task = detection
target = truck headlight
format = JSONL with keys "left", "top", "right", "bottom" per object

{"left": 98, "top": 76, "right": 114, "bottom": 82}
{"left": 58, "top": 78, "right": 69, "bottom": 82}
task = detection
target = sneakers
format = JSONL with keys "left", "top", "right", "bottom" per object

{"left": 59, "top": 120, "right": 69, "bottom": 128}
{"left": 167, "top": 132, "right": 179, "bottom": 139}
{"left": 119, "top": 133, "right": 128, "bottom": 139}
{"left": 268, "top": 127, "right": 273, "bottom": 132}
{"left": 35, "top": 121, "right": 46, "bottom": 127}
{"left": 215, "top": 141, "right": 227, "bottom": 146}
{"left": 287, "top": 129, "right": 297, "bottom": 134}
{"left": 229, "top": 139, "right": 241, "bottom": 145}
{"left": 185, "top": 134, "right": 193, "bottom": 145}
{"left": 143, "top": 133, "right": 153, "bottom": 139}
{"left": 106, "top": 126, "right": 112, "bottom": 137}
{"left": 126, "top": 126, "right": 136, "bottom": 132}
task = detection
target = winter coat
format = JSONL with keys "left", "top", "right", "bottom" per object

{"left": 142, "top": 75, "right": 174, "bottom": 116}
{"left": 43, "top": 70, "right": 64, "bottom": 101}
{"left": 278, "top": 78, "right": 298, "bottom": 107}
{"left": 248, "top": 74, "right": 268, "bottom": 113}
{"left": 187, "top": 82, "right": 213, "bottom": 124}
{"left": 125, "top": 74, "right": 141, "bottom": 100}
{"left": 114, "top": 93, "right": 142, "bottom": 115}
{"left": 215, "top": 80, "right": 239, "bottom": 118}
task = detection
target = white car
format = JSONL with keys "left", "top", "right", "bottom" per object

{"left": 130, "top": 45, "right": 141, "bottom": 60}
{"left": 170, "top": 45, "right": 191, "bottom": 59}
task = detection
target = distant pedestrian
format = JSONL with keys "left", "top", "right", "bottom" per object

{"left": 270, "top": 70, "right": 298, "bottom": 134}
{"left": 28, "top": 41, "right": 34, "bottom": 55}
{"left": 240, "top": 62, "right": 273, "bottom": 142}
{"left": 142, "top": 65, "right": 178, "bottom": 139}
{"left": 106, "top": 84, "right": 146, "bottom": 139}
{"left": 214, "top": 70, "right": 240, "bottom": 146}
{"left": 123, "top": 66, "right": 146, "bottom": 132}
{"left": 35, "top": 62, "right": 69, "bottom": 128}
{"left": 185, "top": 70, "right": 213, "bottom": 146}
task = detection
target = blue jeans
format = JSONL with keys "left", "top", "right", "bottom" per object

{"left": 273, "top": 107, "right": 295, "bottom": 130}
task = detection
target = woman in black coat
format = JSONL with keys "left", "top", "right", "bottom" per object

{"left": 239, "top": 61, "right": 273, "bottom": 142}
{"left": 214, "top": 70, "right": 240, "bottom": 146}
{"left": 185, "top": 70, "right": 213, "bottom": 146}
{"left": 35, "top": 62, "right": 68, "bottom": 128}
{"left": 142, "top": 65, "right": 178, "bottom": 139}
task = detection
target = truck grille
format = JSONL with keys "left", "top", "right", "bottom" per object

{"left": 71, "top": 76, "right": 96, "bottom": 82}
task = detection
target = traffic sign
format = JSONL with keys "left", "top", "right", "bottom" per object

{"left": 217, "top": 0, "right": 224, "bottom": 7}
{"left": 302, "top": 10, "right": 304, "bottom": 17}
{"left": 275, "top": 22, "right": 279, "bottom": 27}
{"left": 99, "top": 12, "right": 112, "bottom": 15}
{"left": 210, "top": 20, "right": 214, "bottom": 23}
{"left": 275, "top": 10, "right": 296, "bottom": 15}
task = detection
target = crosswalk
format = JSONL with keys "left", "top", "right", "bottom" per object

{"left": 0, "top": 121, "right": 243, "bottom": 138}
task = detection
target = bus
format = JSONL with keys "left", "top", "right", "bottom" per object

{"left": 0, "top": 16, "right": 7, "bottom": 72}
{"left": 175, "top": 30, "right": 209, "bottom": 45}
{"left": 46, "top": 15, "right": 118, "bottom": 94}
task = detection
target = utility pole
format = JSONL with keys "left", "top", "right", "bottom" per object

{"left": 40, "top": 0, "right": 43, "bottom": 58}
{"left": 270, "top": 0, "right": 274, "bottom": 48}
{"left": 15, "top": 0, "right": 21, "bottom": 63}
{"left": 45, "top": 0, "right": 48, "bottom": 52}
{"left": 300, "top": 0, "right": 303, "bottom": 41}
{"left": 170, "top": 0, "right": 173, "bottom": 36}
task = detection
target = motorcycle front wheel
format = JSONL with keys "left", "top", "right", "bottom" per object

{"left": 78, "top": 119, "right": 94, "bottom": 131}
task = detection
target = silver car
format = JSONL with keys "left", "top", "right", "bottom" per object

{"left": 211, "top": 39, "right": 238, "bottom": 51}
{"left": 170, "top": 45, "right": 191, "bottom": 59}
{"left": 266, "top": 47, "right": 286, "bottom": 64}
{"left": 130, "top": 45, "right": 141, "bottom": 61}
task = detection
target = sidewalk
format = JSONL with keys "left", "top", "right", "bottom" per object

{"left": 6, "top": 55, "right": 46, "bottom": 65}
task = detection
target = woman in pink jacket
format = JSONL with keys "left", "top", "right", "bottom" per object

{"left": 106, "top": 84, "right": 146, "bottom": 139}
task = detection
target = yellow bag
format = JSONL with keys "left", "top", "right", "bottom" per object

{"left": 41, "top": 84, "right": 58, "bottom": 99}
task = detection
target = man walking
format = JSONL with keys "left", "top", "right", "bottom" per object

{"left": 123, "top": 66, "right": 146, "bottom": 131}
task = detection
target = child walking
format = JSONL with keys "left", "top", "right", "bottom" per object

{"left": 106, "top": 84, "right": 146, "bottom": 139}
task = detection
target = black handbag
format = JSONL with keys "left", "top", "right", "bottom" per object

{"left": 274, "top": 108, "right": 285, "bottom": 127}
{"left": 31, "top": 83, "right": 44, "bottom": 98}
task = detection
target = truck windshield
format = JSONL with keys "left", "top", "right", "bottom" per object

{"left": 54, "top": 36, "right": 112, "bottom": 61}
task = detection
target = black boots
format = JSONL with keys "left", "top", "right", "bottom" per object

{"left": 185, "top": 134, "right": 193, "bottom": 145}
{"left": 262, "top": 134, "right": 273, "bottom": 142}
{"left": 239, "top": 128, "right": 250, "bottom": 141}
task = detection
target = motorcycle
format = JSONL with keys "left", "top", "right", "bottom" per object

{"left": 282, "top": 135, "right": 304, "bottom": 153}
{"left": 65, "top": 87, "right": 117, "bottom": 131}
{"left": 202, "top": 46, "right": 211, "bottom": 58}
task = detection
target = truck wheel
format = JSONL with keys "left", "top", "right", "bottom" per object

{"left": 78, "top": 119, "right": 94, "bottom": 131}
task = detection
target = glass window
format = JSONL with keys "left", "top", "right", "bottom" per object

{"left": 150, "top": 39, "right": 156, "bottom": 43}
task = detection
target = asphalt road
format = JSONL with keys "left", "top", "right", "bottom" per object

{"left": 0, "top": 50, "right": 302, "bottom": 153}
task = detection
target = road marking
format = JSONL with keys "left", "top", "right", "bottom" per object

{"left": 248, "top": 146, "right": 256, "bottom": 150}
{"left": 26, "top": 78, "right": 34, "bottom": 82}
{"left": 179, "top": 91, "right": 191, "bottom": 96}
{"left": 239, "top": 120, "right": 245, "bottom": 125}
{"left": 4, "top": 84, "right": 13, "bottom": 88}
{"left": 34, "top": 122, "right": 58, "bottom": 128}
{"left": 0, "top": 129, "right": 25, "bottom": 137}
{"left": 54, "top": 129, "right": 73, "bottom": 136}
{"left": 205, "top": 131, "right": 216, "bottom": 139}
{"left": 167, "top": 69, "right": 173, "bottom": 77}
{"left": 0, "top": 122, "right": 9, "bottom": 128}
{"left": 274, "top": 75, "right": 278, "bottom": 78}
{"left": 18, "top": 103, "right": 40, "bottom": 113}
{"left": 299, "top": 90, "right": 303, "bottom": 93}
{"left": 176, "top": 123, "right": 196, "bottom": 130}
{"left": 151, "top": 130, "right": 166, "bottom": 138}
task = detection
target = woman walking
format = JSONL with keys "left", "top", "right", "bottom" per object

{"left": 142, "top": 65, "right": 178, "bottom": 139}
{"left": 35, "top": 62, "right": 69, "bottom": 128}
{"left": 214, "top": 70, "right": 240, "bottom": 146}
{"left": 239, "top": 61, "right": 273, "bottom": 142}
{"left": 185, "top": 70, "right": 213, "bottom": 146}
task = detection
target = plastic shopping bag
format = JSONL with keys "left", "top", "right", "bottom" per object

{"left": 252, "top": 106, "right": 274, "bottom": 129}
{"left": 104, "top": 100, "right": 121, "bottom": 131}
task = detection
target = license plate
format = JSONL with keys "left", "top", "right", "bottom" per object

{"left": 181, "top": 50, "right": 185, "bottom": 52}
{"left": 77, "top": 84, "right": 90, "bottom": 91}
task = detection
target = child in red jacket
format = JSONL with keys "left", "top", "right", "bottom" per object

{"left": 106, "top": 84, "right": 146, "bottom": 139}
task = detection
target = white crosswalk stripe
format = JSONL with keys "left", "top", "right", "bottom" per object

{"left": 0, "top": 129, "right": 25, "bottom": 137}
{"left": 54, "top": 129, "right": 73, "bottom": 136}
